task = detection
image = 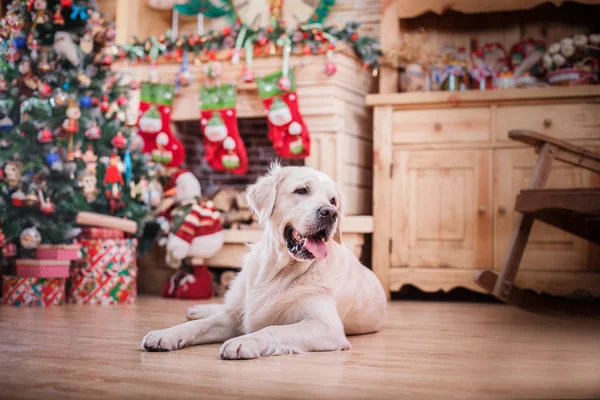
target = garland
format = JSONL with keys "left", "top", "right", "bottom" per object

{"left": 118, "top": 20, "right": 380, "bottom": 70}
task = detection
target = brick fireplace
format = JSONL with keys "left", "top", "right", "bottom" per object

{"left": 127, "top": 50, "right": 374, "bottom": 281}
{"left": 176, "top": 118, "right": 303, "bottom": 198}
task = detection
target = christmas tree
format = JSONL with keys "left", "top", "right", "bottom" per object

{"left": 0, "top": 0, "right": 154, "bottom": 248}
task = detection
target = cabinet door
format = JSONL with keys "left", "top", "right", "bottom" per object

{"left": 494, "top": 148, "right": 600, "bottom": 271}
{"left": 390, "top": 149, "right": 492, "bottom": 269}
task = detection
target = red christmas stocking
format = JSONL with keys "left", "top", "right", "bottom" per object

{"left": 257, "top": 71, "right": 310, "bottom": 158}
{"left": 200, "top": 83, "right": 248, "bottom": 175}
{"left": 137, "top": 82, "right": 185, "bottom": 168}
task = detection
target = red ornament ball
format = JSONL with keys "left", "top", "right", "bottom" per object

{"left": 37, "top": 127, "right": 53, "bottom": 143}
{"left": 117, "top": 95, "right": 128, "bottom": 106}
{"left": 350, "top": 33, "right": 358, "bottom": 42}
{"left": 41, "top": 201, "right": 56, "bottom": 214}
{"left": 60, "top": 0, "right": 72, "bottom": 7}
{"left": 303, "top": 44, "right": 311, "bottom": 54}
{"left": 111, "top": 131, "right": 127, "bottom": 149}
{"left": 222, "top": 26, "right": 231, "bottom": 35}
{"left": 324, "top": 62, "right": 337, "bottom": 76}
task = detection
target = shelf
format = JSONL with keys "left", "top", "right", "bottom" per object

{"left": 220, "top": 215, "right": 374, "bottom": 243}
{"left": 391, "top": 0, "right": 600, "bottom": 19}
{"left": 366, "top": 85, "right": 600, "bottom": 108}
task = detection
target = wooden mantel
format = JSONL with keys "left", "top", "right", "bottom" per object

{"left": 124, "top": 49, "right": 376, "bottom": 216}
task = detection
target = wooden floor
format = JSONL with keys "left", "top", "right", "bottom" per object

{"left": 1, "top": 297, "right": 599, "bottom": 399}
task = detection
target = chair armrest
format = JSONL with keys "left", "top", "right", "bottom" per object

{"left": 509, "top": 130, "right": 600, "bottom": 175}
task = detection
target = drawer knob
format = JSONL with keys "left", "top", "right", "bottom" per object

{"left": 543, "top": 118, "right": 553, "bottom": 128}
{"left": 498, "top": 206, "right": 507, "bottom": 215}
{"left": 478, "top": 205, "right": 487, "bottom": 215}
{"left": 434, "top": 122, "right": 442, "bottom": 131}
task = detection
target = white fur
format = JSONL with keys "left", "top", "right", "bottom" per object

{"left": 142, "top": 165, "right": 387, "bottom": 359}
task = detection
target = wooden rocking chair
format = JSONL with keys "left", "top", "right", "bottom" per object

{"left": 474, "top": 130, "right": 600, "bottom": 316}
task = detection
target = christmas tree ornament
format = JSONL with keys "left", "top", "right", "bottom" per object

{"left": 324, "top": 50, "right": 337, "bottom": 76}
{"left": 40, "top": 197, "right": 56, "bottom": 214}
{"left": 85, "top": 119, "right": 101, "bottom": 139}
{"left": 129, "top": 130, "right": 144, "bottom": 152}
{"left": 70, "top": 4, "right": 88, "bottom": 21}
{"left": 4, "top": 161, "right": 23, "bottom": 189}
{"left": 53, "top": 31, "right": 80, "bottom": 66}
{"left": 62, "top": 99, "right": 80, "bottom": 135}
{"left": 104, "top": 153, "right": 125, "bottom": 214}
{"left": 116, "top": 94, "right": 128, "bottom": 107}
{"left": 83, "top": 145, "right": 97, "bottom": 173}
{"left": 24, "top": 189, "right": 40, "bottom": 207}
{"left": 77, "top": 71, "right": 91, "bottom": 88}
{"left": 37, "top": 127, "right": 53, "bottom": 143}
{"left": 199, "top": 84, "right": 248, "bottom": 175}
{"left": 0, "top": 77, "right": 8, "bottom": 92}
{"left": 0, "top": 115, "right": 14, "bottom": 131}
{"left": 124, "top": 150, "right": 132, "bottom": 184}
{"left": 20, "top": 227, "right": 42, "bottom": 249}
{"left": 32, "top": 0, "right": 50, "bottom": 28}
{"left": 46, "top": 149, "right": 63, "bottom": 171}
{"left": 27, "top": 33, "right": 40, "bottom": 60}
{"left": 79, "top": 94, "right": 92, "bottom": 108}
{"left": 78, "top": 169, "right": 98, "bottom": 202}
{"left": 99, "top": 95, "right": 110, "bottom": 113}
{"left": 79, "top": 32, "right": 93, "bottom": 54}
{"left": 37, "top": 81, "right": 52, "bottom": 97}
{"left": 53, "top": 7, "right": 65, "bottom": 25}
{"left": 257, "top": 71, "right": 310, "bottom": 158}
{"left": 5, "top": 44, "right": 20, "bottom": 63}
{"left": 60, "top": 0, "right": 73, "bottom": 7}
{"left": 277, "top": 76, "right": 292, "bottom": 91}
{"left": 54, "top": 89, "right": 69, "bottom": 106}
{"left": 125, "top": 109, "right": 138, "bottom": 127}
{"left": 11, "top": 189, "right": 26, "bottom": 207}
{"left": 111, "top": 131, "right": 128, "bottom": 149}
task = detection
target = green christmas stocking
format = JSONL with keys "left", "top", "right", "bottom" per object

{"left": 200, "top": 84, "right": 248, "bottom": 175}
{"left": 257, "top": 71, "right": 310, "bottom": 158}
{"left": 137, "top": 82, "right": 185, "bottom": 167}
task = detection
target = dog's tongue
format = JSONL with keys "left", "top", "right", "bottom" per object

{"left": 304, "top": 238, "right": 328, "bottom": 259}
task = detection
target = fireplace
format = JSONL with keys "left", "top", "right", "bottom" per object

{"left": 176, "top": 118, "right": 303, "bottom": 198}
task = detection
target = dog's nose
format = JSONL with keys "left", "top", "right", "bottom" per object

{"left": 317, "top": 205, "right": 338, "bottom": 221}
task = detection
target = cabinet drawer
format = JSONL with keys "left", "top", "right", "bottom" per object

{"left": 392, "top": 107, "right": 491, "bottom": 144}
{"left": 496, "top": 103, "right": 600, "bottom": 141}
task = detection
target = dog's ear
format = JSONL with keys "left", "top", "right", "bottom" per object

{"left": 334, "top": 184, "right": 344, "bottom": 244}
{"left": 246, "top": 161, "right": 282, "bottom": 225}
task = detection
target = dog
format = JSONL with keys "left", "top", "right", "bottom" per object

{"left": 142, "top": 164, "right": 387, "bottom": 359}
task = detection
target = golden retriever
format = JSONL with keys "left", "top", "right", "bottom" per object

{"left": 142, "top": 164, "right": 387, "bottom": 359}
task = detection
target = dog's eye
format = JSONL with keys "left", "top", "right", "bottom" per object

{"left": 294, "top": 187, "right": 309, "bottom": 195}
{"left": 330, "top": 197, "right": 336, "bottom": 206}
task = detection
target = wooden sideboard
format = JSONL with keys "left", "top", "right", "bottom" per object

{"left": 367, "top": 86, "right": 600, "bottom": 299}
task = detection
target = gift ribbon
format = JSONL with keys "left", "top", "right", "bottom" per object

{"left": 70, "top": 5, "right": 88, "bottom": 21}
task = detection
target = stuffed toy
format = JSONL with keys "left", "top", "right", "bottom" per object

{"left": 157, "top": 169, "right": 224, "bottom": 299}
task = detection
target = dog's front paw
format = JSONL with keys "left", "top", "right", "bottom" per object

{"left": 219, "top": 334, "right": 282, "bottom": 360}
{"left": 142, "top": 328, "right": 188, "bottom": 352}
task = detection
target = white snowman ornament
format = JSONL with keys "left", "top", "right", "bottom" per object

{"left": 267, "top": 97, "right": 292, "bottom": 127}
{"left": 203, "top": 113, "right": 228, "bottom": 142}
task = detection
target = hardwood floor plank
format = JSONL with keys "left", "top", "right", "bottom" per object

{"left": 1, "top": 297, "right": 599, "bottom": 399}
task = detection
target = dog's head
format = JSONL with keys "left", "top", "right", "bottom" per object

{"left": 246, "top": 163, "right": 344, "bottom": 261}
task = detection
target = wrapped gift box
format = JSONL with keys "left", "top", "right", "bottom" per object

{"left": 80, "top": 228, "right": 125, "bottom": 239}
{"left": 36, "top": 244, "right": 82, "bottom": 261}
{"left": 2, "top": 276, "right": 66, "bottom": 306}
{"left": 67, "top": 237, "right": 138, "bottom": 305}
{"left": 16, "top": 259, "right": 70, "bottom": 278}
